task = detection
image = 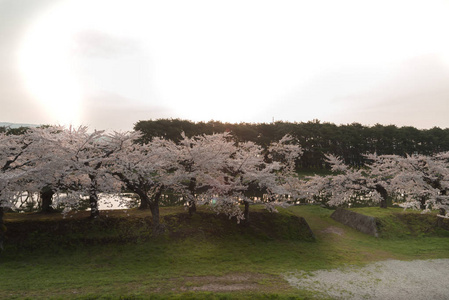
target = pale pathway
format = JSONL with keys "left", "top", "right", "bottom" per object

{"left": 284, "top": 259, "right": 449, "bottom": 300}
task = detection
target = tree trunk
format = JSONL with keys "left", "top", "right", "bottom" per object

{"left": 375, "top": 184, "right": 388, "bottom": 208}
{"left": 0, "top": 207, "right": 5, "bottom": 252}
{"left": 420, "top": 197, "right": 427, "bottom": 210}
{"left": 89, "top": 193, "right": 100, "bottom": 218}
{"left": 188, "top": 200, "right": 197, "bottom": 216}
{"left": 88, "top": 175, "right": 100, "bottom": 218}
{"left": 150, "top": 201, "right": 160, "bottom": 231}
{"left": 114, "top": 173, "right": 151, "bottom": 210}
{"left": 139, "top": 194, "right": 150, "bottom": 210}
{"left": 440, "top": 189, "right": 447, "bottom": 216}
{"left": 242, "top": 201, "right": 250, "bottom": 225}
{"left": 188, "top": 177, "right": 197, "bottom": 215}
{"left": 40, "top": 187, "right": 54, "bottom": 213}
{"left": 137, "top": 189, "right": 164, "bottom": 235}
{"left": 149, "top": 190, "right": 164, "bottom": 235}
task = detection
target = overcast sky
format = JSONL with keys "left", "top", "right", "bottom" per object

{"left": 1, "top": 0, "right": 449, "bottom": 131}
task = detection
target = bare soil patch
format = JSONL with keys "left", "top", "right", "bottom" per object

{"left": 173, "top": 273, "right": 290, "bottom": 292}
{"left": 320, "top": 226, "right": 345, "bottom": 235}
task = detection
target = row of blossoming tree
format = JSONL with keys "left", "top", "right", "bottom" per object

{"left": 0, "top": 126, "right": 302, "bottom": 236}
{"left": 299, "top": 154, "right": 449, "bottom": 218}
{"left": 1, "top": 125, "right": 449, "bottom": 242}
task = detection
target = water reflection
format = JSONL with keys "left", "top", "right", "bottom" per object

{"left": 9, "top": 191, "right": 292, "bottom": 212}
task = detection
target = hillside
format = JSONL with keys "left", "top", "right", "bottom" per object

{"left": 4, "top": 208, "right": 315, "bottom": 251}
{"left": 1, "top": 206, "right": 448, "bottom": 299}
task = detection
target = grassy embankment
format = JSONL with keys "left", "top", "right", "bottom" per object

{"left": 0, "top": 205, "right": 448, "bottom": 299}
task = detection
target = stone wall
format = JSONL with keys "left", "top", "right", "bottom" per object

{"left": 331, "top": 208, "right": 379, "bottom": 237}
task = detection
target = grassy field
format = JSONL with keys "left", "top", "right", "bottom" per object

{"left": 1, "top": 205, "right": 448, "bottom": 299}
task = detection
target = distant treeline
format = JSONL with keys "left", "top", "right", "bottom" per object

{"left": 135, "top": 119, "right": 449, "bottom": 169}
{"left": 0, "top": 126, "right": 30, "bottom": 135}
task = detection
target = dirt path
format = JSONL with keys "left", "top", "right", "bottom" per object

{"left": 284, "top": 259, "right": 449, "bottom": 299}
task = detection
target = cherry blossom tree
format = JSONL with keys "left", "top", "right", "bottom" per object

{"left": 107, "top": 132, "right": 180, "bottom": 233}
{"left": 120, "top": 131, "right": 303, "bottom": 225}
{"left": 0, "top": 131, "right": 25, "bottom": 250}
{"left": 376, "top": 153, "right": 449, "bottom": 217}
{"left": 362, "top": 153, "right": 410, "bottom": 208}
{"left": 301, "top": 153, "right": 449, "bottom": 218}
{"left": 0, "top": 126, "right": 63, "bottom": 214}
{"left": 0, "top": 126, "right": 69, "bottom": 249}
{"left": 20, "top": 127, "right": 105, "bottom": 217}
{"left": 0, "top": 127, "right": 59, "bottom": 210}
{"left": 16, "top": 126, "right": 82, "bottom": 213}
{"left": 8, "top": 126, "right": 127, "bottom": 217}
{"left": 173, "top": 132, "right": 237, "bottom": 215}
{"left": 211, "top": 135, "right": 302, "bottom": 223}
{"left": 299, "top": 154, "right": 384, "bottom": 208}
{"left": 431, "top": 152, "right": 449, "bottom": 217}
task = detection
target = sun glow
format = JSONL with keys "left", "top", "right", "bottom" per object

{"left": 16, "top": 0, "right": 449, "bottom": 129}
{"left": 18, "top": 3, "right": 83, "bottom": 126}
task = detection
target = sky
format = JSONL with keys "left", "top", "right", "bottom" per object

{"left": 1, "top": 0, "right": 449, "bottom": 131}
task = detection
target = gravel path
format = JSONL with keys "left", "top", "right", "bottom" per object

{"left": 284, "top": 259, "right": 449, "bottom": 299}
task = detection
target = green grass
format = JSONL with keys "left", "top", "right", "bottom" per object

{"left": 349, "top": 206, "right": 449, "bottom": 239}
{"left": 349, "top": 206, "right": 407, "bottom": 218}
{"left": 1, "top": 205, "right": 448, "bottom": 299}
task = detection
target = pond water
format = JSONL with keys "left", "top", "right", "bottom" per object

{"left": 9, "top": 192, "right": 185, "bottom": 212}
{"left": 10, "top": 191, "right": 289, "bottom": 212}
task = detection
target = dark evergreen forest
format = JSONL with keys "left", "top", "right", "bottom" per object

{"left": 135, "top": 119, "right": 449, "bottom": 170}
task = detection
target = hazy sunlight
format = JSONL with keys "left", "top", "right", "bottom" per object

{"left": 15, "top": 0, "right": 449, "bottom": 129}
